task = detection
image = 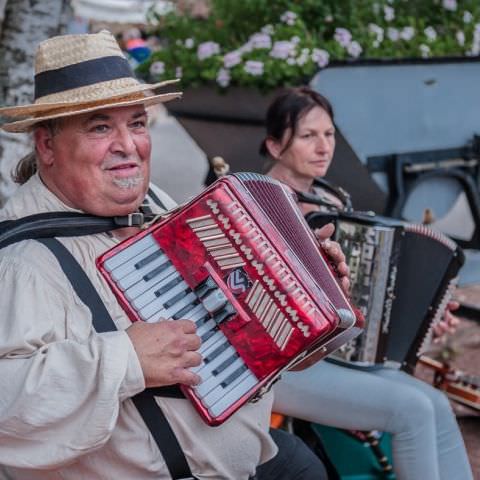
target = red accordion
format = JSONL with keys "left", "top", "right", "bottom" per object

{"left": 97, "top": 173, "right": 363, "bottom": 425}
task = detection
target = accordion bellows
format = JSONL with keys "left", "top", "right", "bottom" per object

{"left": 306, "top": 210, "right": 465, "bottom": 371}
{"left": 97, "top": 173, "right": 363, "bottom": 425}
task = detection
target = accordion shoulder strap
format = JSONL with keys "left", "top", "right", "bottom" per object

{"left": 34, "top": 237, "right": 195, "bottom": 480}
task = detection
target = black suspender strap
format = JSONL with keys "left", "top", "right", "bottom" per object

{"left": 36, "top": 237, "right": 196, "bottom": 480}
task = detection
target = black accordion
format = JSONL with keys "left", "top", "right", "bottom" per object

{"left": 306, "top": 210, "right": 465, "bottom": 371}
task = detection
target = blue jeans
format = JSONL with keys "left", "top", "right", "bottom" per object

{"left": 273, "top": 361, "right": 473, "bottom": 480}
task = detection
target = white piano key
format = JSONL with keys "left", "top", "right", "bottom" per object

{"left": 126, "top": 266, "right": 177, "bottom": 305}
{"left": 195, "top": 356, "right": 244, "bottom": 398}
{"left": 164, "top": 292, "right": 198, "bottom": 319}
{"left": 208, "top": 372, "right": 258, "bottom": 416}
{"left": 138, "top": 280, "right": 190, "bottom": 320}
{"left": 110, "top": 244, "right": 161, "bottom": 281}
{"left": 196, "top": 319, "right": 217, "bottom": 338}
{"left": 196, "top": 344, "right": 237, "bottom": 382}
{"left": 117, "top": 255, "right": 171, "bottom": 291}
{"left": 203, "top": 367, "right": 250, "bottom": 407}
{"left": 103, "top": 234, "right": 157, "bottom": 272}
{"left": 191, "top": 335, "right": 227, "bottom": 373}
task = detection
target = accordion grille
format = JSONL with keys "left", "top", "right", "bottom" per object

{"left": 240, "top": 175, "right": 345, "bottom": 308}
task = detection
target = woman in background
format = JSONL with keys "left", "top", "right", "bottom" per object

{"left": 262, "top": 86, "right": 473, "bottom": 480}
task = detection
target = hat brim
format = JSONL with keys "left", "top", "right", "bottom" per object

{"left": 1, "top": 91, "right": 182, "bottom": 133}
{"left": 0, "top": 79, "right": 179, "bottom": 117}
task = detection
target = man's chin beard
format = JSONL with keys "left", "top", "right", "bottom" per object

{"left": 111, "top": 174, "right": 145, "bottom": 189}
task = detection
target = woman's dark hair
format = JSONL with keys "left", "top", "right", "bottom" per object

{"left": 259, "top": 86, "right": 334, "bottom": 158}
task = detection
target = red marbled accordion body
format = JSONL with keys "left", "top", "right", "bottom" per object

{"left": 97, "top": 173, "right": 363, "bottom": 425}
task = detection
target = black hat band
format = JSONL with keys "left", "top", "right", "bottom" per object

{"left": 34, "top": 56, "right": 134, "bottom": 100}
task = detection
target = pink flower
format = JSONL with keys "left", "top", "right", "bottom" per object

{"left": 347, "top": 41, "right": 363, "bottom": 58}
{"left": 311, "top": 48, "right": 329, "bottom": 68}
{"left": 216, "top": 68, "right": 231, "bottom": 87}
{"left": 244, "top": 60, "right": 264, "bottom": 76}
{"left": 280, "top": 11, "right": 297, "bottom": 26}
{"left": 197, "top": 41, "right": 220, "bottom": 61}
{"left": 223, "top": 51, "right": 242, "bottom": 68}
{"left": 249, "top": 33, "right": 272, "bottom": 50}
{"left": 334, "top": 28, "right": 352, "bottom": 48}
{"left": 270, "top": 41, "right": 296, "bottom": 59}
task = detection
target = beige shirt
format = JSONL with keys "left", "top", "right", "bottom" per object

{"left": 0, "top": 174, "right": 276, "bottom": 480}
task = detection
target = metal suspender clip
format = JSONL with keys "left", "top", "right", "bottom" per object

{"left": 114, "top": 213, "right": 145, "bottom": 227}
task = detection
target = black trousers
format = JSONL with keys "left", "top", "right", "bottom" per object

{"left": 254, "top": 428, "right": 328, "bottom": 480}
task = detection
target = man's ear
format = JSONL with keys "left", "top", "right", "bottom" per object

{"left": 265, "top": 137, "right": 282, "bottom": 160}
{"left": 34, "top": 127, "right": 55, "bottom": 167}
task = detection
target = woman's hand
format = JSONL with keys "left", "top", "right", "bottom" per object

{"left": 314, "top": 223, "right": 350, "bottom": 296}
{"left": 433, "top": 300, "right": 461, "bottom": 342}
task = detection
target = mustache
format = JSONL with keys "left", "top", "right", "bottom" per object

{"left": 101, "top": 155, "right": 142, "bottom": 170}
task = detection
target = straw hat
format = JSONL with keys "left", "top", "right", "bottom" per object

{"left": 0, "top": 30, "right": 182, "bottom": 133}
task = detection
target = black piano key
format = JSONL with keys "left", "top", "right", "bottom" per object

{"left": 164, "top": 288, "right": 192, "bottom": 309}
{"left": 212, "top": 353, "right": 238, "bottom": 376}
{"left": 221, "top": 364, "right": 249, "bottom": 388}
{"left": 154, "top": 276, "right": 183, "bottom": 297}
{"left": 143, "top": 259, "right": 172, "bottom": 282}
{"left": 212, "top": 303, "right": 236, "bottom": 325}
{"left": 172, "top": 301, "right": 200, "bottom": 320}
{"left": 204, "top": 342, "right": 230, "bottom": 364}
{"left": 201, "top": 328, "right": 218, "bottom": 343}
{"left": 195, "top": 314, "right": 210, "bottom": 327}
{"left": 194, "top": 276, "right": 217, "bottom": 298}
{"left": 134, "top": 249, "right": 164, "bottom": 270}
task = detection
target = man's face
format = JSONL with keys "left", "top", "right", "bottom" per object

{"left": 35, "top": 105, "right": 151, "bottom": 216}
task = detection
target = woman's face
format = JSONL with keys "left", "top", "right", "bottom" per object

{"left": 272, "top": 105, "right": 335, "bottom": 180}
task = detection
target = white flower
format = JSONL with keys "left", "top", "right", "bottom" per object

{"left": 287, "top": 58, "right": 296, "bottom": 65}
{"left": 270, "top": 40, "right": 296, "bottom": 59}
{"left": 387, "top": 27, "right": 400, "bottom": 42}
{"left": 400, "top": 26, "right": 415, "bottom": 41}
{"left": 238, "top": 41, "right": 253, "bottom": 55}
{"left": 184, "top": 38, "right": 194, "bottom": 49}
{"left": 244, "top": 60, "right": 264, "bottom": 76}
{"left": 324, "top": 15, "right": 333, "bottom": 23}
{"left": 197, "top": 41, "right": 220, "bottom": 60}
{"left": 223, "top": 51, "right": 242, "bottom": 68}
{"left": 149, "top": 61, "right": 165, "bottom": 76}
{"left": 463, "top": 11, "right": 473, "bottom": 23}
{"left": 216, "top": 68, "right": 231, "bottom": 87}
{"left": 369, "top": 23, "right": 384, "bottom": 44}
{"left": 469, "top": 42, "right": 480, "bottom": 56}
{"left": 419, "top": 44, "right": 431, "bottom": 58}
{"left": 347, "top": 41, "right": 363, "bottom": 58}
{"left": 384, "top": 5, "right": 395, "bottom": 22}
{"left": 280, "top": 11, "right": 297, "bottom": 26}
{"left": 334, "top": 27, "right": 352, "bottom": 48}
{"left": 249, "top": 33, "right": 272, "bottom": 50}
{"left": 311, "top": 48, "right": 329, "bottom": 68}
{"left": 175, "top": 66, "right": 182, "bottom": 78}
{"left": 261, "top": 24, "right": 274, "bottom": 35}
{"left": 442, "top": 0, "right": 457, "bottom": 11}
{"left": 424, "top": 26, "right": 437, "bottom": 41}
{"left": 296, "top": 54, "right": 308, "bottom": 66}
{"left": 290, "top": 36, "right": 301, "bottom": 44}
{"left": 456, "top": 31, "right": 465, "bottom": 46}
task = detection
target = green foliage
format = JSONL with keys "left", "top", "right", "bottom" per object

{"left": 138, "top": 0, "right": 480, "bottom": 93}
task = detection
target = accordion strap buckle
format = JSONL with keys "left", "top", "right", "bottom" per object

{"left": 114, "top": 212, "right": 145, "bottom": 227}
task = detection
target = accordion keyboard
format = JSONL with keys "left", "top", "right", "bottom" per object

{"left": 103, "top": 232, "right": 259, "bottom": 418}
